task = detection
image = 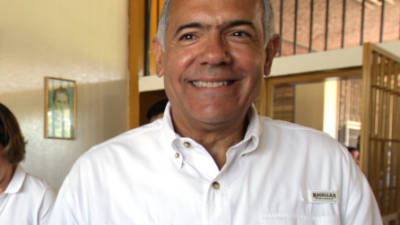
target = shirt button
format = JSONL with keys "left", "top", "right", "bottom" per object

{"left": 175, "top": 153, "right": 180, "bottom": 158}
{"left": 212, "top": 181, "right": 220, "bottom": 190}
{"left": 183, "top": 141, "right": 191, "bottom": 148}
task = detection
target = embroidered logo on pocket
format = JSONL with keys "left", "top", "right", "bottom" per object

{"left": 310, "top": 191, "right": 337, "bottom": 203}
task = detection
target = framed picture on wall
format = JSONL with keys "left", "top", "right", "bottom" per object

{"left": 44, "top": 77, "right": 77, "bottom": 139}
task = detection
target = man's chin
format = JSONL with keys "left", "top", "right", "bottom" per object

{"left": 191, "top": 111, "right": 244, "bottom": 127}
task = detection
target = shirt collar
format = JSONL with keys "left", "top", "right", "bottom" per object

{"left": 4, "top": 165, "right": 26, "bottom": 194}
{"left": 240, "top": 104, "right": 262, "bottom": 155}
{"left": 161, "top": 103, "right": 181, "bottom": 141}
{"left": 161, "top": 103, "right": 184, "bottom": 168}
{"left": 161, "top": 103, "right": 263, "bottom": 167}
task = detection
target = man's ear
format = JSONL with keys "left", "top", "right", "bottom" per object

{"left": 263, "top": 34, "right": 280, "bottom": 76}
{"left": 153, "top": 38, "right": 165, "bottom": 77}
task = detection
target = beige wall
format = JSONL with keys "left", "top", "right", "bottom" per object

{"left": 0, "top": 0, "right": 129, "bottom": 188}
{"left": 295, "top": 82, "right": 325, "bottom": 131}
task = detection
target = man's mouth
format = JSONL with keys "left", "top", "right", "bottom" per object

{"left": 191, "top": 80, "right": 235, "bottom": 88}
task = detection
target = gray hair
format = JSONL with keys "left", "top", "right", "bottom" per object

{"left": 156, "top": 0, "right": 275, "bottom": 49}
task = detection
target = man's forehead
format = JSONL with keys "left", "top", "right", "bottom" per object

{"left": 168, "top": 0, "right": 263, "bottom": 21}
{"left": 169, "top": 0, "right": 262, "bottom": 7}
{"left": 167, "top": 0, "right": 263, "bottom": 31}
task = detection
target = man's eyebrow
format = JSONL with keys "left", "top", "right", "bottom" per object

{"left": 175, "top": 22, "right": 204, "bottom": 36}
{"left": 173, "top": 20, "right": 256, "bottom": 37}
{"left": 224, "top": 20, "right": 256, "bottom": 30}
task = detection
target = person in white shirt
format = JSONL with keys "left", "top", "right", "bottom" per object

{"left": 0, "top": 103, "right": 56, "bottom": 225}
{"left": 49, "top": 0, "right": 383, "bottom": 224}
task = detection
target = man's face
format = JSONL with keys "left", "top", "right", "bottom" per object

{"left": 155, "top": 0, "right": 277, "bottom": 128}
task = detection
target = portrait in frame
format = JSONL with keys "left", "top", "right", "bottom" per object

{"left": 44, "top": 77, "right": 77, "bottom": 139}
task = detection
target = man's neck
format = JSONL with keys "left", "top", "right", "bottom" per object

{"left": 171, "top": 113, "right": 249, "bottom": 169}
{"left": 195, "top": 131, "right": 245, "bottom": 169}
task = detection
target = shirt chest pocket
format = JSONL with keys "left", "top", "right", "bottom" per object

{"left": 261, "top": 215, "right": 341, "bottom": 225}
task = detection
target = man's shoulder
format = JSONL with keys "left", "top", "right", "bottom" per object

{"left": 260, "top": 117, "right": 336, "bottom": 140}
{"left": 257, "top": 117, "right": 353, "bottom": 177}
{"left": 61, "top": 120, "right": 172, "bottom": 190}
{"left": 77, "top": 120, "right": 166, "bottom": 166}
{"left": 258, "top": 116, "right": 346, "bottom": 155}
{"left": 260, "top": 116, "right": 316, "bottom": 131}
{"left": 95, "top": 120, "right": 163, "bottom": 149}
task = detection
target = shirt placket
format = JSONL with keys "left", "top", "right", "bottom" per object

{"left": 205, "top": 178, "right": 231, "bottom": 225}
{"left": 176, "top": 137, "right": 252, "bottom": 225}
{"left": 203, "top": 146, "right": 247, "bottom": 225}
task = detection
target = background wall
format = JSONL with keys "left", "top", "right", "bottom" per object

{"left": 294, "top": 82, "right": 325, "bottom": 131}
{"left": 291, "top": 80, "right": 339, "bottom": 138}
{"left": 0, "top": 0, "right": 129, "bottom": 188}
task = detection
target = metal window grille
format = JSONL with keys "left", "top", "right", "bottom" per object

{"left": 274, "top": 0, "right": 400, "bottom": 57}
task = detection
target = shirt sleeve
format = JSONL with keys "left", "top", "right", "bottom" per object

{"left": 38, "top": 186, "right": 57, "bottom": 225}
{"left": 340, "top": 152, "right": 383, "bottom": 225}
{"left": 47, "top": 159, "right": 89, "bottom": 225}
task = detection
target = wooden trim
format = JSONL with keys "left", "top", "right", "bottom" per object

{"left": 369, "top": 43, "right": 400, "bottom": 62}
{"left": 395, "top": 62, "right": 400, "bottom": 211}
{"left": 258, "top": 78, "right": 267, "bottom": 116}
{"left": 266, "top": 67, "right": 362, "bottom": 85}
{"left": 129, "top": 0, "right": 145, "bottom": 129}
{"left": 361, "top": 43, "right": 400, "bottom": 215}
{"left": 265, "top": 76, "right": 274, "bottom": 117}
{"left": 360, "top": 43, "right": 372, "bottom": 175}
{"left": 148, "top": 0, "right": 158, "bottom": 75}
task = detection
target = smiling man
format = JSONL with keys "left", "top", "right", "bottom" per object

{"left": 154, "top": 0, "right": 277, "bottom": 169}
{"left": 49, "top": 0, "right": 382, "bottom": 224}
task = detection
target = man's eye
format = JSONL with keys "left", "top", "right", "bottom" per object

{"left": 179, "top": 33, "right": 195, "bottom": 41}
{"left": 232, "top": 31, "right": 250, "bottom": 37}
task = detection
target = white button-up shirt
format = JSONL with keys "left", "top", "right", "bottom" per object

{"left": 50, "top": 105, "right": 382, "bottom": 225}
{"left": 0, "top": 166, "right": 56, "bottom": 225}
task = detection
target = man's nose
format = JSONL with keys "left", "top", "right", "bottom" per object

{"left": 200, "top": 33, "right": 232, "bottom": 66}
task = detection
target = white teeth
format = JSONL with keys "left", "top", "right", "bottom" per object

{"left": 192, "top": 81, "right": 229, "bottom": 88}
